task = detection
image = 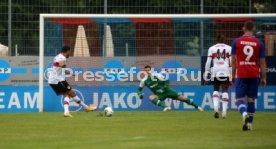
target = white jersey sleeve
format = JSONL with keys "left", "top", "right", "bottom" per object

{"left": 139, "top": 77, "right": 147, "bottom": 88}
{"left": 48, "top": 53, "right": 67, "bottom": 84}
{"left": 154, "top": 73, "right": 167, "bottom": 81}
{"left": 139, "top": 73, "right": 166, "bottom": 88}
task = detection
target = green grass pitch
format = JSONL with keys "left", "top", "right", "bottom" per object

{"left": 0, "top": 111, "right": 275, "bottom": 149}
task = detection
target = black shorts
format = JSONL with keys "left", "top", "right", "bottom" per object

{"left": 49, "top": 80, "right": 72, "bottom": 95}
{"left": 211, "top": 77, "right": 230, "bottom": 86}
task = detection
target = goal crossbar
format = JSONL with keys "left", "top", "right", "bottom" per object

{"left": 39, "top": 13, "right": 276, "bottom": 112}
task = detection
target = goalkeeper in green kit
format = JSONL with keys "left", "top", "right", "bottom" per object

{"left": 137, "top": 65, "right": 204, "bottom": 111}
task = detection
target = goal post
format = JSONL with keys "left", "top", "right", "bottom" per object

{"left": 39, "top": 13, "right": 276, "bottom": 112}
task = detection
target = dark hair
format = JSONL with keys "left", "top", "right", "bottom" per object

{"left": 62, "top": 46, "right": 71, "bottom": 53}
{"left": 243, "top": 21, "right": 254, "bottom": 31}
{"left": 144, "top": 65, "right": 151, "bottom": 69}
{"left": 216, "top": 34, "right": 225, "bottom": 43}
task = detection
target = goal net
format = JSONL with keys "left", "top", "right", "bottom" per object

{"left": 39, "top": 14, "right": 276, "bottom": 112}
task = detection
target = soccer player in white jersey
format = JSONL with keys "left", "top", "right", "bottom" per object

{"left": 204, "top": 34, "right": 232, "bottom": 119}
{"left": 48, "top": 46, "right": 96, "bottom": 117}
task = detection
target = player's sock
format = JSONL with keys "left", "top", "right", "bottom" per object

{"left": 64, "top": 97, "right": 70, "bottom": 113}
{"left": 222, "top": 92, "right": 229, "bottom": 116}
{"left": 212, "top": 91, "right": 220, "bottom": 112}
{"left": 72, "top": 96, "right": 88, "bottom": 109}
{"left": 152, "top": 98, "right": 167, "bottom": 108}
{"left": 236, "top": 100, "right": 247, "bottom": 115}
{"left": 184, "top": 98, "right": 198, "bottom": 109}
{"left": 247, "top": 102, "right": 255, "bottom": 124}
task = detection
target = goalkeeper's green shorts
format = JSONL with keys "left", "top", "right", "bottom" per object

{"left": 156, "top": 87, "right": 180, "bottom": 101}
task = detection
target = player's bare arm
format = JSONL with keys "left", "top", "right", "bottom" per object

{"left": 231, "top": 55, "right": 236, "bottom": 84}
{"left": 58, "top": 60, "right": 75, "bottom": 76}
{"left": 260, "top": 58, "right": 267, "bottom": 87}
{"left": 58, "top": 60, "right": 66, "bottom": 67}
{"left": 137, "top": 86, "right": 144, "bottom": 99}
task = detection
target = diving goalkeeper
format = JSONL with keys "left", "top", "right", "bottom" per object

{"left": 137, "top": 65, "right": 204, "bottom": 111}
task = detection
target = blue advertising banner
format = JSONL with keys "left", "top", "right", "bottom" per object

{"left": 0, "top": 86, "right": 39, "bottom": 112}
{"left": 266, "top": 56, "right": 276, "bottom": 85}
{"left": 0, "top": 86, "right": 275, "bottom": 112}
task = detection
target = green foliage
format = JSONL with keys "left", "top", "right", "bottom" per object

{"left": 185, "top": 36, "right": 200, "bottom": 56}
{"left": 0, "top": 0, "right": 8, "bottom": 44}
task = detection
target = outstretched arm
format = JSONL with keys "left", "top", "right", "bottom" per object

{"left": 58, "top": 60, "right": 66, "bottom": 68}
{"left": 56, "top": 58, "right": 74, "bottom": 76}
{"left": 231, "top": 55, "right": 236, "bottom": 83}
{"left": 137, "top": 80, "right": 145, "bottom": 99}
{"left": 259, "top": 42, "right": 266, "bottom": 87}
{"left": 260, "top": 58, "right": 266, "bottom": 87}
{"left": 231, "top": 39, "right": 237, "bottom": 83}
{"left": 58, "top": 60, "right": 72, "bottom": 75}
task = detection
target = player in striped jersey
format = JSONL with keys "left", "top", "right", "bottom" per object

{"left": 204, "top": 34, "right": 232, "bottom": 119}
{"left": 48, "top": 46, "right": 96, "bottom": 117}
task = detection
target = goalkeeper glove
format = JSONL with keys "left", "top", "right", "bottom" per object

{"left": 163, "top": 80, "right": 169, "bottom": 90}
{"left": 156, "top": 89, "right": 164, "bottom": 94}
{"left": 137, "top": 92, "right": 143, "bottom": 99}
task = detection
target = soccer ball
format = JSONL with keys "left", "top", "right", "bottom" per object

{"left": 104, "top": 107, "right": 113, "bottom": 117}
